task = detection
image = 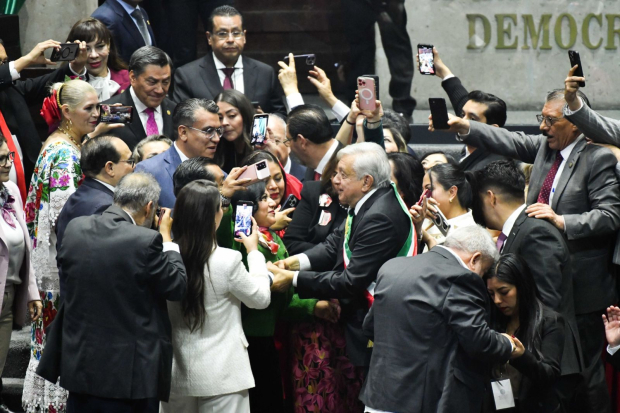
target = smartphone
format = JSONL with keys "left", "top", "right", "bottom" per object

{"left": 238, "top": 160, "right": 271, "bottom": 185}
{"left": 418, "top": 44, "right": 435, "bottom": 75}
{"left": 50, "top": 43, "right": 80, "bottom": 62}
{"left": 250, "top": 114, "right": 269, "bottom": 146}
{"left": 429, "top": 98, "right": 450, "bottom": 130}
{"left": 357, "top": 76, "right": 376, "bottom": 111}
{"left": 431, "top": 207, "right": 451, "bottom": 237}
{"left": 280, "top": 194, "right": 300, "bottom": 217}
{"left": 234, "top": 202, "right": 254, "bottom": 237}
{"left": 361, "top": 74, "right": 380, "bottom": 101}
{"left": 416, "top": 189, "right": 432, "bottom": 207}
{"left": 284, "top": 54, "right": 316, "bottom": 67}
{"left": 98, "top": 104, "right": 134, "bottom": 124}
{"left": 568, "top": 50, "right": 585, "bottom": 87}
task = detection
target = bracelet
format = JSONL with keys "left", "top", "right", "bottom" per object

{"left": 220, "top": 191, "right": 231, "bottom": 208}
{"left": 345, "top": 118, "right": 355, "bottom": 126}
{"left": 366, "top": 119, "right": 382, "bottom": 124}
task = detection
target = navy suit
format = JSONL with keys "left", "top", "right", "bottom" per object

{"left": 135, "top": 146, "right": 181, "bottom": 208}
{"left": 288, "top": 160, "right": 307, "bottom": 183}
{"left": 92, "top": 0, "right": 156, "bottom": 64}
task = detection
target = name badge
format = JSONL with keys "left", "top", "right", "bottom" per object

{"left": 319, "top": 194, "right": 332, "bottom": 208}
{"left": 319, "top": 210, "right": 332, "bottom": 226}
{"left": 491, "top": 379, "right": 515, "bottom": 410}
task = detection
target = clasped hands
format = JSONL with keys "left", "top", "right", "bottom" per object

{"left": 266, "top": 257, "right": 298, "bottom": 293}
{"left": 501, "top": 333, "right": 525, "bottom": 359}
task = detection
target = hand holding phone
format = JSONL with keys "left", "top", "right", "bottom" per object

{"left": 251, "top": 114, "right": 269, "bottom": 146}
{"left": 357, "top": 76, "right": 377, "bottom": 111}
{"left": 50, "top": 43, "right": 80, "bottom": 62}
{"left": 418, "top": 44, "right": 435, "bottom": 75}
{"left": 238, "top": 160, "right": 271, "bottom": 185}
{"left": 99, "top": 104, "right": 134, "bottom": 124}
{"left": 236, "top": 216, "right": 260, "bottom": 252}
{"left": 234, "top": 202, "right": 254, "bottom": 238}
{"left": 429, "top": 98, "right": 450, "bottom": 130}
{"left": 568, "top": 50, "right": 585, "bottom": 87}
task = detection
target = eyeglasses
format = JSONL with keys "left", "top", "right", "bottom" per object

{"left": 119, "top": 159, "right": 136, "bottom": 168}
{"left": 536, "top": 114, "right": 564, "bottom": 127}
{"left": 214, "top": 31, "right": 244, "bottom": 40}
{"left": 184, "top": 125, "right": 224, "bottom": 141}
{"left": 0, "top": 152, "right": 15, "bottom": 166}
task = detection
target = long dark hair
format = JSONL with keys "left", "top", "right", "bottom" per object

{"left": 484, "top": 254, "right": 547, "bottom": 360}
{"left": 388, "top": 152, "right": 424, "bottom": 206}
{"left": 241, "top": 150, "right": 287, "bottom": 202}
{"left": 428, "top": 163, "right": 473, "bottom": 209}
{"left": 214, "top": 89, "right": 254, "bottom": 170}
{"left": 172, "top": 180, "right": 220, "bottom": 332}
{"left": 66, "top": 17, "right": 127, "bottom": 71}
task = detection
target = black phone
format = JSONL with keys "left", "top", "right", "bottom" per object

{"left": 429, "top": 98, "right": 450, "bottom": 130}
{"left": 50, "top": 43, "right": 80, "bottom": 62}
{"left": 250, "top": 114, "right": 269, "bottom": 146}
{"left": 280, "top": 194, "right": 300, "bottom": 217}
{"left": 98, "top": 104, "right": 134, "bottom": 124}
{"left": 568, "top": 50, "right": 585, "bottom": 87}
{"left": 284, "top": 54, "right": 316, "bottom": 67}
{"left": 361, "top": 74, "right": 380, "bottom": 101}
{"left": 234, "top": 201, "right": 254, "bottom": 237}
{"left": 418, "top": 44, "right": 435, "bottom": 75}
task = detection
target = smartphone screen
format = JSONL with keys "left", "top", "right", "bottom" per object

{"left": 98, "top": 104, "right": 134, "bottom": 124}
{"left": 429, "top": 98, "right": 450, "bottom": 130}
{"left": 50, "top": 43, "right": 79, "bottom": 62}
{"left": 418, "top": 44, "right": 435, "bottom": 75}
{"left": 251, "top": 114, "right": 269, "bottom": 145}
{"left": 234, "top": 203, "right": 253, "bottom": 237}
{"left": 568, "top": 50, "right": 585, "bottom": 87}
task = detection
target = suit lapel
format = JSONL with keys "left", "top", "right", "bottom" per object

{"left": 242, "top": 56, "right": 258, "bottom": 101}
{"left": 111, "top": 0, "right": 147, "bottom": 48}
{"left": 459, "top": 148, "right": 485, "bottom": 170}
{"left": 200, "top": 55, "right": 224, "bottom": 98}
{"left": 124, "top": 90, "right": 147, "bottom": 141}
{"left": 161, "top": 99, "right": 174, "bottom": 137}
{"left": 502, "top": 212, "right": 527, "bottom": 253}
{"left": 350, "top": 188, "right": 387, "bottom": 239}
{"left": 551, "top": 138, "right": 586, "bottom": 210}
{"left": 163, "top": 146, "right": 182, "bottom": 180}
{"left": 527, "top": 147, "right": 553, "bottom": 205}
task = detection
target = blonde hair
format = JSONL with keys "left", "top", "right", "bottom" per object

{"left": 50, "top": 79, "right": 97, "bottom": 118}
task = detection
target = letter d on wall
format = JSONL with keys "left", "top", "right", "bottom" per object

{"left": 467, "top": 14, "right": 491, "bottom": 49}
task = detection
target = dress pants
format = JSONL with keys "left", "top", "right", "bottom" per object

{"left": 66, "top": 392, "right": 159, "bottom": 413}
{"left": 161, "top": 390, "right": 249, "bottom": 413}
{"left": 0, "top": 283, "right": 15, "bottom": 376}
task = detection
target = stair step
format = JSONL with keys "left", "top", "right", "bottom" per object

{"left": 3, "top": 328, "right": 30, "bottom": 380}
{"left": 2, "top": 378, "right": 24, "bottom": 412}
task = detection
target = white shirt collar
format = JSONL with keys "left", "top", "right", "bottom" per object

{"left": 283, "top": 156, "right": 292, "bottom": 174}
{"left": 437, "top": 245, "right": 469, "bottom": 270}
{"left": 501, "top": 204, "right": 526, "bottom": 238}
{"left": 130, "top": 87, "right": 160, "bottom": 114}
{"left": 121, "top": 208, "right": 137, "bottom": 225}
{"left": 560, "top": 137, "right": 580, "bottom": 160}
{"left": 117, "top": 0, "right": 138, "bottom": 15}
{"left": 212, "top": 52, "right": 243, "bottom": 70}
{"left": 315, "top": 139, "right": 339, "bottom": 175}
{"left": 93, "top": 178, "right": 116, "bottom": 193}
{"left": 352, "top": 188, "right": 378, "bottom": 216}
{"left": 174, "top": 142, "right": 189, "bottom": 163}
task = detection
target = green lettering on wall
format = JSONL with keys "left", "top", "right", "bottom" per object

{"left": 467, "top": 14, "right": 491, "bottom": 49}
{"left": 522, "top": 14, "right": 552, "bottom": 49}
{"left": 583, "top": 14, "right": 603, "bottom": 49}
{"left": 554, "top": 13, "right": 578, "bottom": 49}
{"left": 606, "top": 14, "right": 620, "bottom": 50}
{"left": 496, "top": 14, "right": 518, "bottom": 49}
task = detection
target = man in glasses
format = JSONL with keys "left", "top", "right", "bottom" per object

{"left": 430, "top": 88, "right": 620, "bottom": 413}
{"left": 172, "top": 5, "right": 285, "bottom": 115}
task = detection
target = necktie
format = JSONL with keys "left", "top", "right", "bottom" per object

{"left": 131, "top": 9, "right": 151, "bottom": 46}
{"left": 537, "top": 151, "right": 564, "bottom": 205}
{"left": 222, "top": 68, "right": 235, "bottom": 90}
{"left": 496, "top": 232, "right": 507, "bottom": 252}
{"left": 313, "top": 172, "right": 321, "bottom": 181}
{"left": 144, "top": 107, "right": 159, "bottom": 135}
{"left": 0, "top": 110, "right": 26, "bottom": 202}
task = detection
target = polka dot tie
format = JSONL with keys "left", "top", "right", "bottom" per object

{"left": 537, "top": 151, "right": 564, "bottom": 205}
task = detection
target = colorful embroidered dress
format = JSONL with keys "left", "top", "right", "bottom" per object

{"left": 22, "top": 140, "right": 82, "bottom": 413}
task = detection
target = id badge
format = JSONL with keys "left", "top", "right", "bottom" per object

{"left": 319, "top": 210, "right": 332, "bottom": 226}
{"left": 491, "top": 379, "right": 515, "bottom": 409}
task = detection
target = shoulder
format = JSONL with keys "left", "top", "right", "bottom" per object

{"left": 163, "top": 97, "right": 176, "bottom": 111}
{"left": 301, "top": 180, "right": 322, "bottom": 197}
{"left": 176, "top": 56, "right": 209, "bottom": 74}
{"left": 135, "top": 150, "right": 169, "bottom": 173}
{"left": 92, "top": 1, "right": 117, "bottom": 20}
{"left": 101, "top": 92, "right": 127, "bottom": 105}
{"left": 242, "top": 56, "right": 275, "bottom": 74}
{"left": 582, "top": 141, "right": 618, "bottom": 165}
{"left": 210, "top": 247, "right": 243, "bottom": 270}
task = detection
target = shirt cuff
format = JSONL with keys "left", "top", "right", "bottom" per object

{"left": 442, "top": 74, "right": 456, "bottom": 81}
{"left": 297, "top": 253, "right": 311, "bottom": 271}
{"left": 293, "top": 271, "right": 299, "bottom": 287}
{"left": 608, "top": 344, "right": 620, "bottom": 355}
{"left": 163, "top": 242, "right": 180, "bottom": 253}
{"left": 563, "top": 97, "right": 584, "bottom": 115}
{"left": 8, "top": 61, "right": 20, "bottom": 81}
{"left": 69, "top": 63, "right": 87, "bottom": 78}
{"left": 286, "top": 93, "right": 304, "bottom": 111}
{"left": 332, "top": 100, "right": 350, "bottom": 123}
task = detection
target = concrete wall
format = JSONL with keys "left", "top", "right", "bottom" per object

{"left": 376, "top": 0, "right": 620, "bottom": 110}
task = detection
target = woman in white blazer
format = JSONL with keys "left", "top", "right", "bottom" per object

{"left": 161, "top": 180, "right": 272, "bottom": 413}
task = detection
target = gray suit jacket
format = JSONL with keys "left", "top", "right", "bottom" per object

{"left": 462, "top": 122, "right": 620, "bottom": 314}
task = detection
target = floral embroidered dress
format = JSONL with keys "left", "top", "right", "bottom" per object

{"left": 22, "top": 140, "right": 82, "bottom": 413}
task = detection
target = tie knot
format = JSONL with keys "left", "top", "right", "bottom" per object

{"left": 498, "top": 232, "right": 507, "bottom": 242}
{"left": 131, "top": 9, "right": 144, "bottom": 20}
{"left": 222, "top": 68, "right": 235, "bottom": 77}
{"left": 348, "top": 209, "right": 355, "bottom": 218}
{"left": 144, "top": 107, "right": 155, "bottom": 115}
{"left": 555, "top": 151, "right": 564, "bottom": 162}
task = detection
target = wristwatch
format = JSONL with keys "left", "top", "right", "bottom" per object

{"left": 220, "top": 192, "right": 231, "bottom": 208}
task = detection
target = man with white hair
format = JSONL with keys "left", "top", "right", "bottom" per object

{"left": 272, "top": 142, "right": 414, "bottom": 367}
{"left": 360, "top": 226, "right": 516, "bottom": 413}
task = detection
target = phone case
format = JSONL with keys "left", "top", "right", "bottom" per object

{"left": 358, "top": 77, "right": 376, "bottom": 111}
{"left": 362, "top": 74, "right": 380, "bottom": 101}
{"left": 50, "top": 44, "right": 79, "bottom": 62}
{"left": 284, "top": 54, "right": 316, "bottom": 66}
{"left": 238, "top": 160, "right": 270, "bottom": 184}
{"left": 429, "top": 98, "right": 450, "bottom": 130}
{"left": 568, "top": 50, "right": 585, "bottom": 87}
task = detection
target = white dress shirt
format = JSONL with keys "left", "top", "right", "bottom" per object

{"left": 174, "top": 142, "right": 189, "bottom": 163}
{"left": 549, "top": 138, "right": 580, "bottom": 206}
{"left": 130, "top": 87, "right": 163, "bottom": 136}
{"left": 498, "top": 204, "right": 527, "bottom": 252}
{"left": 93, "top": 179, "right": 116, "bottom": 193}
{"left": 315, "top": 139, "right": 339, "bottom": 177}
{"left": 283, "top": 157, "right": 292, "bottom": 174}
{"left": 117, "top": 0, "right": 152, "bottom": 45}
{"left": 213, "top": 53, "right": 244, "bottom": 93}
{"left": 609, "top": 344, "right": 620, "bottom": 355}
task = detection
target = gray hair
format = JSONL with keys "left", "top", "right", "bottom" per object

{"left": 443, "top": 225, "right": 499, "bottom": 264}
{"left": 337, "top": 142, "right": 391, "bottom": 188}
{"left": 113, "top": 173, "right": 161, "bottom": 214}
{"left": 546, "top": 88, "right": 591, "bottom": 109}
{"left": 172, "top": 98, "right": 219, "bottom": 130}
{"left": 128, "top": 46, "right": 173, "bottom": 77}
{"left": 133, "top": 134, "right": 173, "bottom": 163}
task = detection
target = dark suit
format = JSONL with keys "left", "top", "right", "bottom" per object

{"left": 37, "top": 206, "right": 187, "bottom": 407}
{"left": 92, "top": 0, "right": 156, "bottom": 64}
{"left": 135, "top": 145, "right": 181, "bottom": 208}
{"left": 288, "top": 160, "right": 307, "bottom": 183}
{"left": 101, "top": 88, "right": 176, "bottom": 150}
{"left": 360, "top": 247, "right": 512, "bottom": 413}
{"left": 283, "top": 181, "right": 347, "bottom": 255}
{"left": 607, "top": 349, "right": 620, "bottom": 370}
{"left": 172, "top": 54, "right": 285, "bottom": 115}
{"left": 296, "top": 185, "right": 411, "bottom": 366}
{"left": 302, "top": 141, "right": 344, "bottom": 183}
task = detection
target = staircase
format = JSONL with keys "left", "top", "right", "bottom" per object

{"left": 2, "top": 328, "right": 29, "bottom": 412}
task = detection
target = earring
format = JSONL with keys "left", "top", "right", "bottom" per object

{"left": 449, "top": 198, "right": 453, "bottom": 203}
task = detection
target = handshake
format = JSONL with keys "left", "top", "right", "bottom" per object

{"left": 501, "top": 333, "right": 525, "bottom": 359}
{"left": 266, "top": 256, "right": 300, "bottom": 293}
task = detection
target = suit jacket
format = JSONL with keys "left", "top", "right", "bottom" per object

{"left": 37, "top": 205, "right": 187, "bottom": 401}
{"left": 0, "top": 181, "right": 39, "bottom": 327}
{"left": 288, "top": 160, "right": 307, "bottom": 183}
{"left": 502, "top": 211, "right": 582, "bottom": 375}
{"left": 92, "top": 0, "right": 156, "bottom": 64}
{"left": 101, "top": 88, "right": 176, "bottom": 150}
{"left": 296, "top": 185, "right": 411, "bottom": 366}
{"left": 172, "top": 54, "right": 286, "bottom": 115}
{"left": 283, "top": 181, "right": 347, "bottom": 255}
{"left": 303, "top": 141, "right": 344, "bottom": 182}
{"left": 459, "top": 148, "right": 507, "bottom": 172}
{"left": 135, "top": 145, "right": 181, "bottom": 208}
{"left": 360, "top": 248, "right": 512, "bottom": 413}
{"left": 462, "top": 122, "right": 620, "bottom": 314}
{"left": 608, "top": 349, "right": 620, "bottom": 370}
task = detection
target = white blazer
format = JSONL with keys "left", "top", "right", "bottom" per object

{"left": 167, "top": 247, "right": 271, "bottom": 397}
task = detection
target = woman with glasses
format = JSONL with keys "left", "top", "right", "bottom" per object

{"left": 214, "top": 90, "right": 254, "bottom": 173}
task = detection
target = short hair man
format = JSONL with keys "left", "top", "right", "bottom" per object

{"left": 360, "top": 226, "right": 514, "bottom": 413}
{"left": 102, "top": 46, "right": 176, "bottom": 149}
{"left": 172, "top": 5, "right": 285, "bottom": 114}
{"left": 133, "top": 134, "right": 173, "bottom": 164}
{"left": 172, "top": 157, "right": 222, "bottom": 196}
{"left": 257, "top": 113, "right": 307, "bottom": 182}
{"left": 37, "top": 173, "right": 187, "bottom": 413}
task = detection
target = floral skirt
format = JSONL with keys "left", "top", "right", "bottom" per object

{"left": 290, "top": 320, "right": 365, "bottom": 413}
{"left": 22, "top": 290, "right": 68, "bottom": 413}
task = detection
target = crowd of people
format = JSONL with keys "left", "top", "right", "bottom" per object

{"left": 1, "top": 1, "right": 620, "bottom": 413}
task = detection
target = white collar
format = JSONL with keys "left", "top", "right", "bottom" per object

{"left": 501, "top": 204, "right": 526, "bottom": 238}
{"left": 93, "top": 178, "right": 116, "bottom": 193}
{"left": 352, "top": 188, "right": 378, "bottom": 216}
{"left": 437, "top": 245, "right": 469, "bottom": 270}
{"left": 559, "top": 137, "right": 581, "bottom": 160}
{"left": 121, "top": 208, "right": 137, "bottom": 225}
{"left": 174, "top": 142, "right": 189, "bottom": 163}
{"left": 283, "top": 157, "right": 292, "bottom": 174}
{"left": 213, "top": 52, "right": 243, "bottom": 70}
{"left": 117, "top": 0, "right": 138, "bottom": 15}
{"left": 315, "top": 139, "right": 338, "bottom": 175}
{"left": 130, "top": 87, "right": 160, "bottom": 114}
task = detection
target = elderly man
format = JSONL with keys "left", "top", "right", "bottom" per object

{"left": 361, "top": 226, "right": 514, "bottom": 413}
{"left": 271, "top": 142, "right": 414, "bottom": 367}
{"left": 435, "top": 88, "right": 620, "bottom": 413}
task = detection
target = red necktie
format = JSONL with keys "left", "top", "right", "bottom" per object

{"left": 537, "top": 152, "right": 563, "bottom": 205}
{"left": 222, "top": 68, "right": 235, "bottom": 90}
{"left": 0, "top": 110, "right": 26, "bottom": 203}
{"left": 313, "top": 172, "right": 321, "bottom": 181}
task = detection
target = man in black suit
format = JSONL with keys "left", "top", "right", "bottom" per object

{"left": 102, "top": 46, "right": 176, "bottom": 150}
{"left": 55, "top": 136, "right": 135, "bottom": 287}
{"left": 37, "top": 173, "right": 187, "bottom": 413}
{"left": 256, "top": 113, "right": 306, "bottom": 182}
{"left": 360, "top": 226, "right": 514, "bottom": 413}
{"left": 92, "top": 0, "right": 156, "bottom": 64}
{"left": 172, "top": 5, "right": 285, "bottom": 114}
{"left": 271, "top": 142, "right": 414, "bottom": 367}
